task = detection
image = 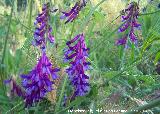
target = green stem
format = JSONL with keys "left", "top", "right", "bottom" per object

{"left": 108, "top": 15, "right": 121, "bottom": 25}
{"left": 140, "top": 10, "right": 160, "bottom": 16}
{"left": 54, "top": 75, "right": 68, "bottom": 114}
{"left": 28, "top": 0, "right": 33, "bottom": 29}
{"left": 0, "top": 1, "right": 14, "bottom": 88}
{"left": 124, "top": 98, "right": 160, "bottom": 114}
{"left": 1, "top": 4, "right": 14, "bottom": 64}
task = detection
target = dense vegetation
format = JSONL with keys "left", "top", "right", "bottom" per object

{"left": 0, "top": 0, "right": 160, "bottom": 114}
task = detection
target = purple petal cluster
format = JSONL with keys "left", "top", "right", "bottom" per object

{"left": 64, "top": 34, "right": 90, "bottom": 98}
{"left": 60, "top": 0, "right": 87, "bottom": 24}
{"left": 116, "top": 2, "right": 140, "bottom": 46}
{"left": 115, "top": 35, "right": 127, "bottom": 46}
{"left": 21, "top": 3, "right": 59, "bottom": 107}
{"left": 4, "top": 78, "right": 25, "bottom": 98}
{"left": 32, "top": 3, "right": 56, "bottom": 47}
{"left": 21, "top": 52, "right": 60, "bottom": 107}
{"left": 4, "top": 3, "right": 60, "bottom": 107}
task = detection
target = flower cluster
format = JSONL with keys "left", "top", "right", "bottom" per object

{"left": 64, "top": 34, "right": 90, "bottom": 99}
{"left": 60, "top": 0, "right": 87, "bottom": 24}
{"left": 116, "top": 2, "right": 141, "bottom": 46}
{"left": 21, "top": 52, "right": 60, "bottom": 107}
{"left": 32, "top": 3, "right": 56, "bottom": 47}
{"left": 4, "top": 1, "right": 92, "bottom": 107}
{"left": 20, "top": 3, "right": 60, "bottom": 107}
{"left": 5, "top": 3, "right": 60, "bottom": 107}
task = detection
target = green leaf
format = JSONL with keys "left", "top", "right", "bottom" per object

{"left": 136, "top": 75, "right": 155, "bottom": 86}
{"left": 154, "top": 51, "right": 160, "bottom": 65}
{"left": 141, "top": 32, "right": 160, "bottom": 56}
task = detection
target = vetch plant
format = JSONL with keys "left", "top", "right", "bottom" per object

{"left": 4, "top": 2, "right": 60, "bottom": 107}
{"left": 3, "top": 1, "right": 160, "bottom": 114}
{"left": 64, "top": 34, "right": 91, "bottom": 100}
{"left": 32, "top": 3, "right": 57, "bottom": 47}
{"left": 115, "top": 2, "right": 141, "bottom": 46}
{"left": 60, "top": 0, "right": 87, "bottom": 24}
{"left": 21, "top": 51, "right": 60, "bottom": 107}
{"left": 20, "top": 2, "right": 60, "bottom": 107}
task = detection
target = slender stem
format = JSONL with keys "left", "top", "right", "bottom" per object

{"left": 1, "top": 4, "right": 14, "bottom": 64}
{"left": 140, "top": 10, "right": 160, "bottom": 16}
{"left": 28, "top": 0, "right": 33, "bottom": 29}
{"left": 0, "top": 0, "right": 14, "bottom": 88}
{"left": 54, "top": 75, "right": 68, "bottom": 114}
{"left": 124, "top": 98, "right": 160, "bottom": 114}
{"left": 109, "top": 15, "right": 121, "bottom": 25}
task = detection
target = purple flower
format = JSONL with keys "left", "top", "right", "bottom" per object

{"left": 4, "top": 3, "right": 60, "bottom": 108}
{"left": 21, "top": 52, "right": 60, "bottom": 107}
{"left": 116, "top": 2, "right": 140, "bottom": 46}
{"left": 60, "top": 1, "right": 87, "bottom": 24}
{"left": 32, "top": 3, "right": 56, "bottom": 47}
{"left": 115, "top": 35, "right": 127, "bottom": 46}
{"left": 64, "top": 34, "right": 90, "bottom": 99}
{"left": 4, "top": 78, "right": 25, "bottom": 98}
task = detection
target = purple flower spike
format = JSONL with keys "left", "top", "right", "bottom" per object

{"left": 33, "top": 3, "right": 56, "bottom": 48}
{"left": 116, "top": 2, "right": 140, "bottom": 46}
{"left": 64, "top": 34, "right": 90, "bottom": 99}
{"left": 61, "top": 2, "right": 81, "bottom": 24}
{"left": 4, "top": 78, "right": 25, "bottom": 98}
{"left": 21, "top": 52, "right": 60, "bottom": 107}
{"left": 61, "top": 1, "right": 87, "bottom": 24}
